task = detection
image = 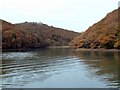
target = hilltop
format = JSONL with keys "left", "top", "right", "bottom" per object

{"left": 1, "top": 20, "right": 79, "bottom": 50}
{"left": 70, "top": 8, "right": 120, "bottom": 49}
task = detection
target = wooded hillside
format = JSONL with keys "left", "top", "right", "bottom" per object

{"left": 1, "top": 20, "right": 79, "bottom": 49}
{"left": 70, "top": 8, "right": 120, "bottom": 49}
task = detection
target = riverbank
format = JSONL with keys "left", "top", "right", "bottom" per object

{"left": 47, "top": 46, "right": 70, "bottom": 48}
{"left": 2, "top": 48, "right": 46, "bottom": 52}
{"left": 2, "top": 46, "right": 70, "bottom": 52}
{"left": 2, "top": 46, "right": 120, "bottom": 52}
{"left": 75, "top": 48, "right": 120, "bottom": 52}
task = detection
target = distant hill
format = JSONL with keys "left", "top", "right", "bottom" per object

{"left": 70, "top": 8, "right": 120, "bottom": 49}
{"left": 1, "top": 20, "right": 79, "bottom": 49}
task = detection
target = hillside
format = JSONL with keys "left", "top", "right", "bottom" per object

{"left": 70, "top": 8, "right": 120, "bottom": 49}
{"left": 1, "top": 20, "right": 79, "bottom": 49}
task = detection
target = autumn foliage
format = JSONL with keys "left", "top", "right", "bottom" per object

{"left": 1, "top": 20, "right": 79, "bottom": 49}
{"left": 70, "top": 8, "right": 120, "bottom": 49}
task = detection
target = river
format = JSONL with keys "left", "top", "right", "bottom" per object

{"left": 1, "top": 48, "right": 120, "bottom": 88}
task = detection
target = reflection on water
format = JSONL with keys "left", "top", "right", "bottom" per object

{"left": 1, "top": 48, "right": 120, "bottom": 88}
{"left": 75, "top": 50, "right": 120, "bottom": 88}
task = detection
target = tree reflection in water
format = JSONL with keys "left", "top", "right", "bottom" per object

{"left": 74, "top": 50, "right": 120, "bottom": 88}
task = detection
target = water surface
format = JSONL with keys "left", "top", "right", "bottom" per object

{"left": 1, "top": 48, "right": 120, "bottom": 88}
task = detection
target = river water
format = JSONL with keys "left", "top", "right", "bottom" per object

{"left": 1, "top": 48, "right": 120, "bottom": 88}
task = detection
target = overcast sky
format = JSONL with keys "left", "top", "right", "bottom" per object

{"left": 0, "top": 0, "right": 119, "bottom": 32}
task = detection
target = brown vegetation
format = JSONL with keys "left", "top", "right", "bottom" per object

{"left": 1, "top": 20, "right": 79, "bottom": 49}
{"left": 70, "top": 8, "right": 120, "bottom": 49}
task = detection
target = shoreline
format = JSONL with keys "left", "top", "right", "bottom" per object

{"left": 47, "top": 46, "right": 70, "bottom": 48}
{"left": 2, "top": 46, "right": 70, "bottom": 52}
{"left": 2, "top": 47, "right": 120, "bottom": 52}
{"left": 75, "top": 48, "right": 120, "bottom": 52}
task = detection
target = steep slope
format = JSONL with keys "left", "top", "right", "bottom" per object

{"left": 1, "top": 20, "right": 79, "bottom": 49}
{"left": 70, "top": 8, "right": 120, "bottom": 49}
